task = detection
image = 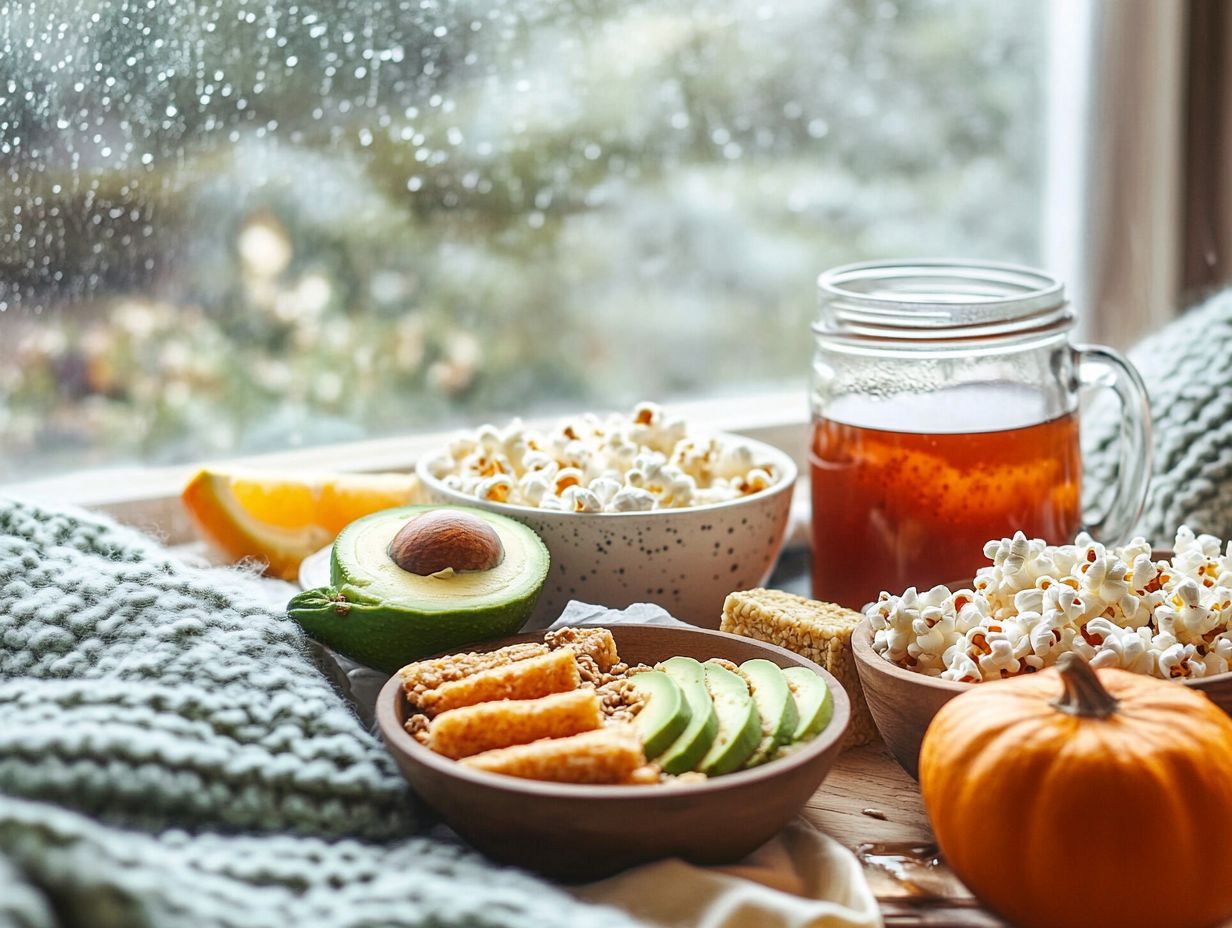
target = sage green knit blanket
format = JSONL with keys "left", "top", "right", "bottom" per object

{"left": 1086, "top": 289, "right": 1232, "bottom": 543}
{"left": 0, "top": 498, "right": 642, "bottom": 928}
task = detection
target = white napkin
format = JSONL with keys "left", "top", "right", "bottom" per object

{"left": 546, "top": 600, "right": 689, "bottom": 630}
{"left": 572, "top": 818, "right": 882, "bottom": 928}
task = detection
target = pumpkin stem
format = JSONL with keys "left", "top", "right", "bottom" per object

{"left": 1051, "top": 653, "right": 1119, "bottom": 719}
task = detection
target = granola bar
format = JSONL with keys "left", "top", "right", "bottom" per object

{"left": 418, "top": 647, "right": 581, "bottom": 717}
{"left": 721, "top": 587, "right": 875, "bottom": 746}
{"left": 400, "top": 642, "right": 549, "bottom": 707}
{"left": 544, "top": 626, "right": 620, "bottom": 673}
{"left": 428, "top": 689, "right": 602, "bottom": 759}
{"left": 459, "top": 725, "right": 647, "bottom": 784}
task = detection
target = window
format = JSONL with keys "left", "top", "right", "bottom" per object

{"left": 0, "top": 0, "right": 1046, "bottom": 483}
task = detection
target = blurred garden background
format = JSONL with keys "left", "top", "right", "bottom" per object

{"left": 0, "top": 0, "right": 1044, "bottom": 482}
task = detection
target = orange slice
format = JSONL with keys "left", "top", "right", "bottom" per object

{"left": 182, "top": 468, "right": 423, "bottom": 579}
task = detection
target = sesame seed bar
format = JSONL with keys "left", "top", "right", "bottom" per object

{"left": 543, "top": 626, "right": 620, "bottom": 673}
{"left": 400, "top": 642, "right": 549, "bottom": 707}
{"left": 418, "top": 647, "right": 581, "bottom": 717}
{"left": 427, "top": 689, "right": 603, "bottom": 760}
{"left": 459, "top": 725, "right": 647, "bottom": 784}
{"left": 720, "top": 588, "right": 876, "bottom": 747}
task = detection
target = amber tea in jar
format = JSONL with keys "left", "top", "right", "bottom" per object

{"left": 810, "top": 262, "right": 1151, "bottom": 610}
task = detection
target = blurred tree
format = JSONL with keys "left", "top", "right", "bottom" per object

{"left": 0, "top": 0, "right": 1043, "bottom": 479}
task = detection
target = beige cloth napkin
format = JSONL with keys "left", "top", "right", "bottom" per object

{"left": 571, "top": 818, "right": 883, "bottom": 928}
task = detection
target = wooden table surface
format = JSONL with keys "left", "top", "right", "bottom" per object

{"left": 768, "top": 553, "right": 1002, "bottom": 924}
{"left": 806, "top": 743, "right": 1006, "bottom": 927}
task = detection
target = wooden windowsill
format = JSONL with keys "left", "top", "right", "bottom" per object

{"left": 1, "top": 390, "right": 812, "bottom": 545}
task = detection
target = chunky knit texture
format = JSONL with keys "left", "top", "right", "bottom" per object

{"left": 0, "top": 497, "right": 643, "bottom": 928}
{"left": 1085, "top": 289, "right": 1232, "bottom": 544}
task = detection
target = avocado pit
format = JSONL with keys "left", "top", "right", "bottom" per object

{"left": 387, "top": 509, "right": 505, "bottom": 576}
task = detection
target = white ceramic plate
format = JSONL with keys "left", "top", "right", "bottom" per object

{"left": 298, "top": 545, "right": 332, "bottom": 590}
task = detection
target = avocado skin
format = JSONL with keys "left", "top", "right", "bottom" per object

{"left": 287, "top": 583, "right": 543, "bottom": 674}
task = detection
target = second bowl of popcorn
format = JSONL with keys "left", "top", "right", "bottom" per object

{"left": 416, "top": 403, "right": 797, "bottom": 628}
{"left": 852, "top": 527, "right": 1232, "bottom": 777}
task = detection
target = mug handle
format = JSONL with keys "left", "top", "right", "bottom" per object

{"left": 1074, "top": 344, "right": 1153, "bottom": 543}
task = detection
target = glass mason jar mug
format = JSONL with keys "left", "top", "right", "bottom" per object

{"left": 810, "top": 260, "right": 1152, "bottom": 610}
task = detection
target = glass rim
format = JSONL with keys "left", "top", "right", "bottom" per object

{"left": 815, "top": 259, "right": 1071, "bottom": 340}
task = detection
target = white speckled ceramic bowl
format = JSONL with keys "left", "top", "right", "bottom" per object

{"left": 414, "top": 433, "right": 797, "bottom": 629}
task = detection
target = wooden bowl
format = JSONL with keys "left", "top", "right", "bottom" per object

{"left": 851, "top": 621, "right": 965, "bottom": 780}
{"left": 853, "top": 619, "right": 1232, "bottom": 780}
{"left": 375, "top": 624, "right": 850, "bottom": 881}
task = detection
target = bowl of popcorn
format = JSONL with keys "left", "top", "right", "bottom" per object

{"left": 851, "top": 527, "right": 1232, "bottom": 778}
{"left": 415, "top": 403, "right": 797, "bottom": 628}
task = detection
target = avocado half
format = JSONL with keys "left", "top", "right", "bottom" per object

{"left": 287, "top": 504, "right": 550, "bottom": 673}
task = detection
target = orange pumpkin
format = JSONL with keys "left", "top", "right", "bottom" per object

{"left": 919, "top": 654, "right": 1232, "bottom": 928}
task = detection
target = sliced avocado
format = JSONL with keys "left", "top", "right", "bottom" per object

{"left": 656, "top": 657, "right": 719, "bottom": 775}
{"left": 287, "top": 505, "right": 549, "bottom": 673}
{"left": 628, "top": 671, "right": 692, "bottom": 760}
{"left": 696, "top": 661, "right": 762, "bottom": 777}
{"left": 740, "top": 659, "right": 800, "bottom": 767}
{"left": 783, "top": 666, "right": 833, "bottom": 741}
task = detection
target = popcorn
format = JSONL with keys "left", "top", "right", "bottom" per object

{"left": 428, "top": 404, "right": 780, "bottom": 513}
{"left": 976, "top": 634, "right": 1022, "bottom": 679}
{"left": 561, "top": 485, "right": 603, "bottom": 513}
{"left": 475, "top": 424, "right": 504, "bottom": 453}
{"left": 553, "top": 467, "right": 585, "bottom": 496}
{"left": 867, "top": 527, "right": 1232, "bottom": 683}
{"left": 716, "top": 443, "right": 755, "bottom": 480}
{"left": 445, "top": 436, "right": 478, "bottom": 461}
{"left": 588, "top": 477, "right": 622, "bottom": 507}
{"left": 518, "top": 472, "right": 552, "bottom": 507}
{"left": 610, "top": 487, "right": 656, "bottom": 513}
{"left": 475, "top": 474, "right": 513, "bottom": 504}
{"left": 521, "top": 450, "right": 557, "bottom": 475}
